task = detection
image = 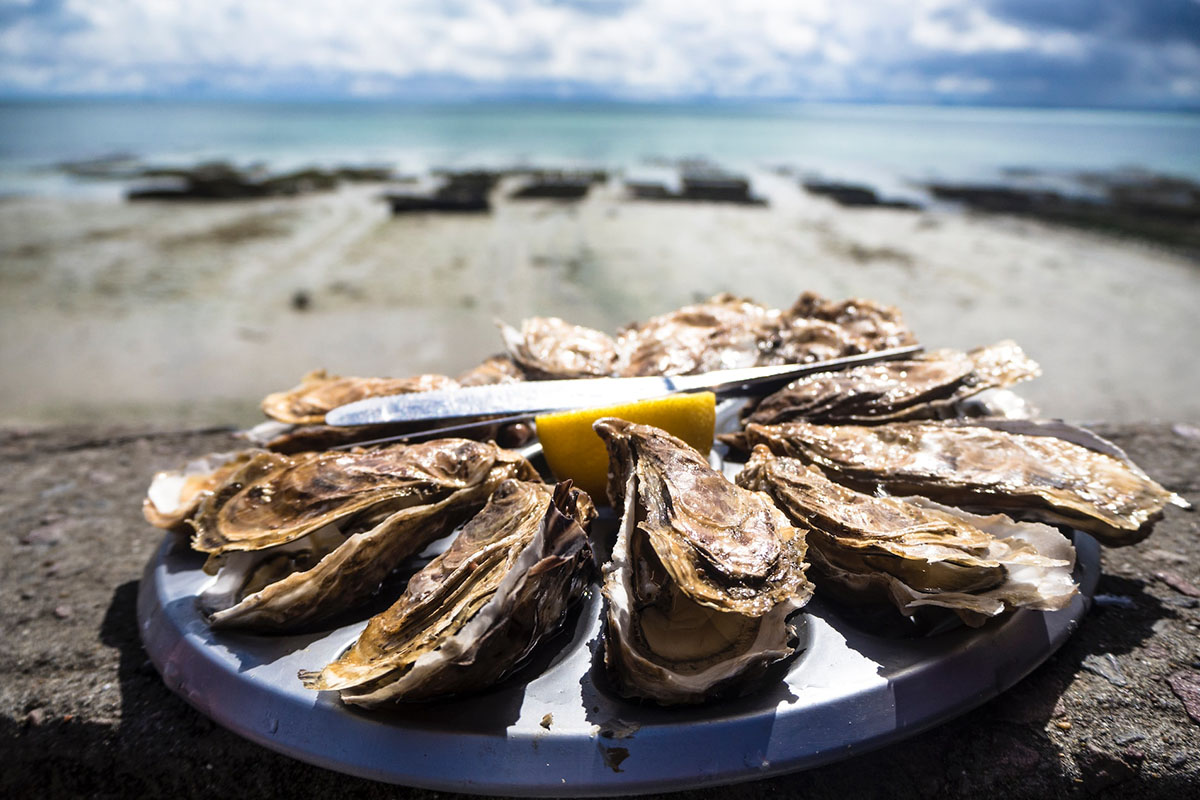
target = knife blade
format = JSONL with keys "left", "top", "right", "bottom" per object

{"left": 324, "top": 344, "right": 922, "bottom": 427}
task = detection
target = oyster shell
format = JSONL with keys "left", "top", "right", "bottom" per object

{"left": 737, "top": 341, "right": 1040, "bottom": 431}
{"left": 771, "top": 291, "right": 917, "bottom": 361}
{"left": 143, "top": 451, "right": 255, "bottom": 533}
{"left": 192, "top": 439, "right": 538, "bottom": 629}
{"left": 593, "top": 418, "right": 813, "bottom": 704}
{"left": 261, "top": 369, "right": 457, "bottom": 425}
{"left": 738, "top": 420, "right": 1186, "bottom": 547}
{"left": 456, "top": 354, "right": 526, "bottom": 386}
{"left": 737, "top": 448, "right": 1076, "bottom": 625}
{"left": 301, "top": 480, "right": 594, "bottom": 705}
{"left": 614, "top": 294, "right": 774, "bottom": 376}
{"left": 499, "top": 317, "right": 619, "bottom": 379}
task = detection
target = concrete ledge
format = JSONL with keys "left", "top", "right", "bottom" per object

{"left": 2, "top": 424, "right": 1198, "bottom": 798}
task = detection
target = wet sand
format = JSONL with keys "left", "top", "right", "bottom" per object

{"left": 2, "top": 174, "right": 1199, "bottom": 426}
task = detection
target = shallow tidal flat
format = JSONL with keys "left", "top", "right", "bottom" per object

{"left": 2, "top": 173, "right": 1199, "bottom": 426}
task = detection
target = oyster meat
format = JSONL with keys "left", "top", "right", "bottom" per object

{"left": 593, "top": 418, "right": 813, "bottom": 704}
{"left": 738, "top": 341, "right": 1040, "bottom": 430}
{"left": 191, "top": 439, "right": 538, "bottom": 630}
{"left": 738, "top": 420, "right": 1185, "bottom": 547}
{"left": 737, "top": 448, "right": 1077, "bottom": 625}
{"left": 301, "top": 480, "right": 594, "bottom": 706}
{"left": 261, "top": 369, "right": 457, "bottom": 425}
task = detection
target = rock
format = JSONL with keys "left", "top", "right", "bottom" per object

{"left": 1144, "top": 548, "right": 1190, "bottom": 565}
{"left": 290, "top": 290, "right": 311, "bottom": 312}
{"left": 25, "top": 708, "right": 46, "bottom": 726}
{"left": 1154, "top": 571, "right": 1200, "bottom": 598}
{"left": 1081, "top": 653, "right": 1129, "bottom": 687}
{"left": 1173, "top": 423, "right": 1200, "bottom": 440}
{"left": 1075, "top": 744, "right": 1143, "bottom": 793}
{"left": 20, "top": 520, "right": 67, "bottom": 545}
{"left": 1167, "top": 670, "right": 1200, "bottom": 724}
{"left": 53, "top": 604, "right": 72, "bottom": 619}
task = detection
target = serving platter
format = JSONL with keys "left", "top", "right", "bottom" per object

{"left": 137, "top": 401, "right": 1101, "bottom": 795}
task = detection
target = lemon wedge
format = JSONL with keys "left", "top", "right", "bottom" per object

{"left": 535, "top": 391, "right": 716, "bottom": 503}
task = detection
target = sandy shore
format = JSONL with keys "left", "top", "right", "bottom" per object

{"left": 2, "top": 174, "right": 1199, "bottom": 426}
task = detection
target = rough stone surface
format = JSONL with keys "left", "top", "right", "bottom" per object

{"left": 2, "top": 423, "right": 1199, "bottom": 799}
{"left": 1167, "top": 671, "right": 1200, "bottom": 725}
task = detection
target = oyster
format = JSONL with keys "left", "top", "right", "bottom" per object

{"left": 772, "top": 291, "right": 917, "bottom": 361}
{"left": 143, "top": 451, "right": 255, "bottom": 533}
{"left": 191, "top": 439, "right": 538, "bottom": 629}
{"left": 456, "top": 354, "right": 526, "bottom": 386}
{"left": 738, "top": 341, "right": 1040, "bottom": 430}
{"left": 614, "top": 294, "right": 775, "bottom": 376}
{"left": 301, "top": 480, "right": 594, "bottom": 705}
{"left": 738, "top": 420, "right": 1186, "bottom": 547}
{"left": 261, "top": 369, "right": 457, "bottom": 425}
{"left": 592, "top": 418, "right": 813, "bottom": 704}
{"left": 737, "top": 448, "right": 1076, "bottom": 625}
{"left": 499, "top": 317, "right": 618, "bottom": 379}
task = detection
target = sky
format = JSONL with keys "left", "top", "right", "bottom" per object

{"left": 1, "top": 0, "right": 1198, "bottom": 108}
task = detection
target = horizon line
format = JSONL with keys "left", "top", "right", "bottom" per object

{"left": 1, "top": 93, "right": 1198, "bottom": 115}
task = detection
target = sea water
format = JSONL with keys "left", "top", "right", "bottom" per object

{"left": 1, "top": 99, "right": 1198, "bottom": 196}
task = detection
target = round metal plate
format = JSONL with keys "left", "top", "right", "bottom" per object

{"left": 137, "top": 523, "right": 1099, "bottom": 796}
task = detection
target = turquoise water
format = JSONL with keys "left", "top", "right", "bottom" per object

{"left": 1, "top": 100, "right": 1198, "bottom": 194}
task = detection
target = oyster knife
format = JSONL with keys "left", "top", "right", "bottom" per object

{"left": 325, "top": 345, "right": 922, "bottom": 427}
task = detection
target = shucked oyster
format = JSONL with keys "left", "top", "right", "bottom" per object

{"left": 143, "top": 451, "right": 256, "bottom": 533}
{"left": 301, "top": 480, "right": 594, "bottom": 706}
{"left": 593, "top": 418, "right": 813, "bottom": 704}
{"left": 738, "top": 420, "right": 1186, "bottom": 547}
{"left": 739, "top": 341, "right": 1039, "bottom": 430}
{"left": 261, "top": 369, "right": 457, "bottom": 425}
{"left": 737, "top": 448, "right": 1077, "bottom": 626}
{"left": 191, "top": 439, "right": 538, "bottom": 630}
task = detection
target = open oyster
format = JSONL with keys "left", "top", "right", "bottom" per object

{"left": 261, "top": 369, "right": 457, "bottom": 425}
{"left": 593, "top": 418, "right": 813, "bottom": 704}
{"left": 191, "top": 439, "right": 538, "bottom": 630}
{"left": 739, "top": 341, "right": 1039, "bottom": 430}
{"left": 143, "top": 451, "right": 256, "bottom": 534}
{"left": 301, "top": 480, "right": 594, "bottom": 706}
{"left": 737, "top": 447, "right": 1077, "bottom": 625}
{"left": 738, "top": 420, "right": 1186, "bottom": 547}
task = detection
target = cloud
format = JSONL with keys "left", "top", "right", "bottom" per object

{"left": 0, "top": 0, "right": 1195, "bottom": 107}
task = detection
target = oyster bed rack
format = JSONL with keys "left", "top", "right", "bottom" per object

{"left": 139, "top": 494, "right": 1099, "bottom": 794}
